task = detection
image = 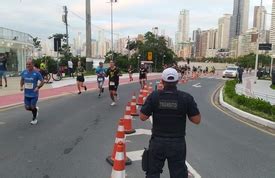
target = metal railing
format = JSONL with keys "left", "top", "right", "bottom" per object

{"left": 235, "top": 85, "right": 275, "bottom": 104}
{"left": 0, "top": 27, "right": 33, "bottom": 44}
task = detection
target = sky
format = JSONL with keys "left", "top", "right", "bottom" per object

{"left": 0, "top": 0, "right": 273, "bottom": 42}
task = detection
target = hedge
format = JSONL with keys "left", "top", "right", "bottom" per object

{"left": 223, "top": 80, "right": 275, "bottom": 122}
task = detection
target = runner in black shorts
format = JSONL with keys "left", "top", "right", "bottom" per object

{"left": 75, "top": 61, "right": 87, "bottom": 94}
{"left": 105, "top": 60, "right": 120, "bottom": 106}
{"left": 139, "top": 63, "right": 148, "bottom": 89}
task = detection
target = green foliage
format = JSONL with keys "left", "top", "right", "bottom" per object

{"left": 32, "top": 37, "right": 42, "bottom": 51}
{"left": 271, "top": 84, "right": 275, "bottom": 90}
{"left": 104, "top": 31, "right": 178, "bottom": 72}
{"left": 224, "top": 80, "right": 275, "bottom": 121}
{"left": 33, "top": 56, "right": 57, "bottom": 73}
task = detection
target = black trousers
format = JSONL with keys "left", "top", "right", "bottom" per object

{"left": 146, "top": 136, "right": 188, "bottom": 178}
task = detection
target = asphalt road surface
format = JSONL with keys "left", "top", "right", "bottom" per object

{"left": 0, "top": 77, "right": 275, "bottom": 178}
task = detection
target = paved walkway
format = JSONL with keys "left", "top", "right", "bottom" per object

{"left": 0, "top": 73, "right": 161, "bottom": 109}
{"left": 236, "top": 74, "right": 275, "bottom": 105}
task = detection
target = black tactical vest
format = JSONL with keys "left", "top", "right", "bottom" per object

{"left": 151, "top": 89, "right": 187, "bottom": 138}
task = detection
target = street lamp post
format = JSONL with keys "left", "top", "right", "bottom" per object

{"left": 137, "top": 54, "right": 141, "bottom": 69}
{"left": 254, "top": 0, "right": 263, "bottom": 83}
{"left": 109, "top": 0, "right": 117, "bottom": 61}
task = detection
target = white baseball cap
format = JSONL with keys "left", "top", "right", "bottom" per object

{"left": 162, "top": 68, "right": 179, "bottom": 82}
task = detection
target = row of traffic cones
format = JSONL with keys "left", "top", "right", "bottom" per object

{"left": 108, "top": 83, "right": 154, "bottom": 178}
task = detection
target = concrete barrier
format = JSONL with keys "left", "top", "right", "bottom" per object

{"left": 219, "top": 87, "right": 275, "bottom": 129}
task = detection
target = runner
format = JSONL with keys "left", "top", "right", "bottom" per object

{"left": 96, "top": 62, "right": 106, "bottom": 97}
{"left": 75, "top": 61, "right": 87, "bottom": 95}
{"left": 0, "top": 53, "right": 8, "bottom": 87}
{"left": 105, "top": 60, "right": 120, "bottom": 106}
{"left": 20, "top": 59, "right": 44, "bottom": 125}
{"left": 128, "top": 65, "right": 134, "bottom": 82}
{"left": 139, "top": 63, "right": 148, "bottom": 89}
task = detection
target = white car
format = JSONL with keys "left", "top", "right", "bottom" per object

{"left": 222, "top": 66, "right": 239, "bottom": 78}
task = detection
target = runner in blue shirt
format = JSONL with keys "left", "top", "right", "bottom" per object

{"left": 96, "top": 62, "right": 106, "bottom": 97}
{"left": 20, "top": 59, "right": 44, "bottom": 125}
{"left": 0, "top": 54, "right": 8, "bottom": 87}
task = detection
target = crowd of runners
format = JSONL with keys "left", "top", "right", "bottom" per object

{"left": 19, "top": 58, "right": 217, "bottom": 125}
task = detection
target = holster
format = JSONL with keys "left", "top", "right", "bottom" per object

{"left": 142, "top": 147, "right": 150, "bottom": 172}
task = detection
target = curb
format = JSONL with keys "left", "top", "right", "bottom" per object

{"left": 0, "top": 76, "right": 161, "bottom": 110}
{"left": 219, "top": 86, "right": 275, "bottom": 129}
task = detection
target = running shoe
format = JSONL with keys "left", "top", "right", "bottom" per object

{"left": 30, "top": 119, "right": 38, "bottom": 125}
{"left": 101, "top": 88, "right": 104, "bottom": 93}
{"left": 78, "top": 92, "right": 82, "bottom": 95}
{"left": 84, "top": 86, "right": 87, "bottom": 91}
{"left": 110, "top": 102, "right": 116, "bottom": 106}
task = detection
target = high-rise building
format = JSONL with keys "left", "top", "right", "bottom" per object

{"left": 175, "top": 10, "right": 190, "bottom": 56}
{"left": 253, "top": 6, "right": 267, "bottom": 32}
{"left": 270, "top": 0, "right": 275, "bottom": 54}
{"left": 193, "top": 28, "right": 201, "bottom": 58}
{"left": 175, "top": 10, "right": 189, "bottom": 44}
{"left": 230, "top": 0, "right": 250, "bottom": 39}
{"left": 218, "top": 14, "right": 232, "bottom": 49}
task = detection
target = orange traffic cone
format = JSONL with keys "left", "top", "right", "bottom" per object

{"left": 125, "top": 102, "right": 131, "bottom": 115}
{"left": 106, "top": 119, "right": 132, "bottom": 166}
{"left": 123, "top": 114, "right": 136, "bottom": 134}
{"left": 142, "top": 89, "right": 149, "bottom": 98}
{"left": 130, "top": 100, "right": 139, "bottom": 116}
{"left": 131, "top": 93, "right": 137, "bottom": 103}
{"left": 137, "top": 94, "right": 144, "bottom": 106}
{"left": 110, "top": 141, "right": 126, "bottom": 178}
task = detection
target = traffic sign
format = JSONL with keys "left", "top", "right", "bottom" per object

{"left": 147, "top": 52, "right": 153, "bottom": 61}
{"left": 259, "top": 43, "right": 272, "bottom": 51}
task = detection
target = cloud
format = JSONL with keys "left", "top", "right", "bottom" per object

{"left": 0, "top": 0, "right": 273, "bottom": 42}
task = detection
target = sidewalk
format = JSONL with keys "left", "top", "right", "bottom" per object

{"left": 0, "top": 73, "right": 161, "bottom": 109}
{"left": 236, "top": 75, "right": 275, "bottom": 105}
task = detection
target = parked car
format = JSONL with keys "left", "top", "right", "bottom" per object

{"left": 222, "top": 66, "right": 239, "bottom": 78}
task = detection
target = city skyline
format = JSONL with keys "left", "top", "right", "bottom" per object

{"left": 0, "top": 0, "right": 272, "bottom": 42}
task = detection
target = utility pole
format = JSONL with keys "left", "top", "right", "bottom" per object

{"left": 111, "top": 0, "right": 114, "bottom": 61}
{"left": 128, "top": 36, "right": 130, "bottom": 61}
{"left": 63, "top": 6, "right": 69, "bottom": 46}
{"left": 254, "top": 0, "right": 263, "bottom": 83}
{"left": 86, "top": 0, "right": 92, "bottom": 69}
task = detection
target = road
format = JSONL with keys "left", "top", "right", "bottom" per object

{"left": 0, "top": 77, "right": 275, "bottom": 178}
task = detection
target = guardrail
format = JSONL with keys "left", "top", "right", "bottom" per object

{"left": 235, "top": 85, "right": 275, "bottom": 105}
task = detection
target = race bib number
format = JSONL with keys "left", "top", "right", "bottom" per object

{"left": 98, "top": 77, "right": 103, "bottom": 82}
{"left": 25, "top": 83, "right": 34, "bottom": 89}
{"left": 77, "top": 72, "right": 82, "bottom": 76}
{"left": 110, "top": 81, "right": 115, "bottom": 86}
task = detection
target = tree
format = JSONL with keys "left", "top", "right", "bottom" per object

{"left": 131, "top": 31, "right": 177, "bottom": 71}
{"left": 32, "top": 37, "right": 42, "bottom": 51}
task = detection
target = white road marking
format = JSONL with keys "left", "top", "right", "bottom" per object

{"left": 125, "top": 129, "right": 152, "bottom": 137}
{"left": 126, "top": 150, "right": 201, "bottom": 178}
{"left": 192, "top": 83, "right": 202, "bottom": 88}
{"left": 127, "top": 150, "right": 144, "bottom": 161}
{"left": 186, "top": 162, "right": 201, "bottom": 178}
{"left": 0, "top": 122, "right": 6, "bottom": 125}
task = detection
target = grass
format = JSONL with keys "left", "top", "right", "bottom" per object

{"left": 271, "top": 84, "right": 275, "bottom": 90}
{"left": 223, "top": 80, "right": 275, "bottom": 122}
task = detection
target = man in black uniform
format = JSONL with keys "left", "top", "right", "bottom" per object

{"left": 105, "top": 60, "right": 120, "bottom": 106}
{"left": 140, "top": 67, "right": 201, "bottom": 178}
{"left": 139, "top": 63, "right": 148, "bottom": 89}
